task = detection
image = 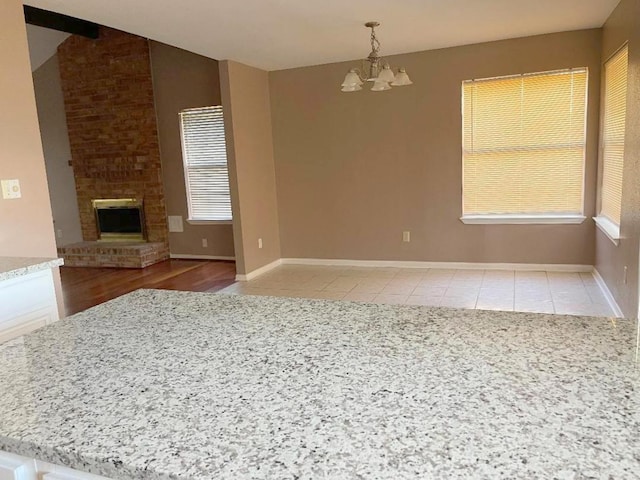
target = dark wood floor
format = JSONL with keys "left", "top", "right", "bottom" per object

{"left": 60, "top": 259, "right": 236, "bottom": 316}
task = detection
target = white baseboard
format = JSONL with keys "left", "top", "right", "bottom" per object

{"left": 592, "top": 268, "right": 624, "bottom": 318}
{"left": 170, "top": 254, "right": 235, "bottom": 261}
{"left": 236, "top": 259, "right": 282, "bottom": 281}
{"left": 280, "top": 258, "right": 593, "bottom": 272}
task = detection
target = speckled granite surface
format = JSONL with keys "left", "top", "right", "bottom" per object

{"left": 0, "top": 256, "right": 63, "bottom": 281}
{"left": 0, "top": 289, "right": 638, "bottom": 479}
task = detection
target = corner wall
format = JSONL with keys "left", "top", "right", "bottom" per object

{"left": 220, "top": 60, "right": 281, "bottom": 275}
{"left": 0, "top": 0, "right": 64, "bottom": 315}
{"left": 149, "top": 42, "right": 234, "bottom": 258}
{"left": 596, "top": 0, "right": 640, "bottom": 318}
{"left": 269, "top": 30, "right": 602, "bottom": 266}
{"left": 32, "top": 55, "right": 83, "bottom": 247}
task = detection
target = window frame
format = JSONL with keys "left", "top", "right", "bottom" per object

{"left": 594, "top": 43, "right": 628, "bottom": 245}
{"left": 179, "top": 105, "right": 233, "bottom": 224}
{"left": 460, "top": 68, "right": 589, "bottom": 225}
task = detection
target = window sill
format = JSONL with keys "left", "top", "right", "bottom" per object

{"left": 460, "top": 214, "right": 586, "bottom": 225}
{"left": 186, "top": 219, "right": 233, "bottom": 225}
{"left": 593, "top": 216, "right": 620, "bottom": 246}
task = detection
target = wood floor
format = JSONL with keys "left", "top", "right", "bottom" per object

{"left": 60, "top": 259, "right": 236, "bottom": 316}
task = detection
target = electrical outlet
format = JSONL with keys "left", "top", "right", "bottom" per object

{"left": 1, "top": 179, "right": 21, "bottom": 199}
{"left": 403, "top": 231, "right": 411, "bottom": 243}
{"left": 202, "top": 238, "right": 208, "bottom": 248}
{"left": 56, "top": 229, "right": 63, "bottom": 239}
{"left": 624, "top": 266, "right": 628, "bottom": 284}
{"left": 258, "top": 238, "right": 263, "bottom": 249}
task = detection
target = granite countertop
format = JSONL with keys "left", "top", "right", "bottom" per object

{"left": 0, "top": 289, "right": 638, "bottom": 479}
{"left": 0, "top": 256, "right": 64, "bottom": 282}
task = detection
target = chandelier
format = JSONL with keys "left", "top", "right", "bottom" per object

{"left": 341, "top": 22, "right": 413, "bottom": 92}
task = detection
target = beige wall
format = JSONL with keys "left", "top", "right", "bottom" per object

{"left": 0, "top": 0, "right": 64, "bottom": 315}
{"left": 269, "top": 30, "right": 602, "bottom": 265}
{"left": 32, "top": 54, "right": 83, "bottom": 247}
{"left": 220, "top": 60, "right": 281, "bottom": 274}
{"left": 597, "top": 0, "right": 640, "bottom": 318}
{"left": 150, "top": 41, "right": 235, "bottom": 258}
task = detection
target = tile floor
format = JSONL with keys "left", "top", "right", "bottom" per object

{"left": 218, "top": 265, "right": 616, "bottom": 317}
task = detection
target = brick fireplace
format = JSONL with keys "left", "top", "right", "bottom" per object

{"left": 56, "top": 27, "right": 169, "bottom": 268}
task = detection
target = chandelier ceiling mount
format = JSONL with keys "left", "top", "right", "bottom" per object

{"left": 341, "top": 21, "right": 413, "bottom": 93}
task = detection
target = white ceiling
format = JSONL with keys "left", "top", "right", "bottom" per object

{"left": 26, "top": 24, "right": 69, "bottom": 71}
{"left": 23, "top": 0, "right": 619, "bottom": 71}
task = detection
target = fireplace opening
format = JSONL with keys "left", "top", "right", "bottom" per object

{"left": 92, "top": 198, "right": 146, "bottom": 242}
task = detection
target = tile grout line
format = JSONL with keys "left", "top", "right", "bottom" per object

{"left": 544, "top": 270, "right": 557, "bottom": 314}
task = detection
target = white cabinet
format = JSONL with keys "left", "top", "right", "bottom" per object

{"left": 0, "top": 452, "right": 112, "bottom": 480}
{"left": 0, "top": 269, "right": 59, "bottom": 344}
{"left": 0, "top": 451, "right": 36, "bottom": 480}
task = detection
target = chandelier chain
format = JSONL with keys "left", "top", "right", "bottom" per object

{"left": 370, "top": 25, "right": 381, "bottom": 57}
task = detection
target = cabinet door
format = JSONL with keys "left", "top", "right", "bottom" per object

{"left": 0, "top": 269, "right": 59, "bottom": 344}
{"left": 0, "top": 270, "right": 56, "bottom": 323}
{"left": 0, "top": 452, "right": 36, "bottom": 480}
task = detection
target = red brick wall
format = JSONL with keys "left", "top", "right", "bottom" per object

{"left": 57, "top": 27, "right": 167, "bottom": 244}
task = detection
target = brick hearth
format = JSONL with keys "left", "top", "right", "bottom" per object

{"left": 58, "top": 242, "right": 169, "bottom": 269}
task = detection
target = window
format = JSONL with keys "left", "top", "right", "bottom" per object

{"left": 461, "top": 68, "right": 588, "bottom": 224}
{"left": 596, "top": 45, "right": 628, "bottom": 243}
{"left": 179, "top": 106, "right": 232, "bottom": 222}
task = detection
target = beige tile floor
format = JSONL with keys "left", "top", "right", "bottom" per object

{"left": 218, "top": 265, "right": 616, "bottom": 317}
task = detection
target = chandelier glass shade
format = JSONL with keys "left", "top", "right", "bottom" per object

{"left": 341, "top": 22, "right": 413, "bottom": 93}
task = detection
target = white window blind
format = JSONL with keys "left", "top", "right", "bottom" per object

{"left": 179, "top": 106, "right": 232, "bottom": 221}
{"left": 599, "top": 45, "right": 628, "bottom": 227}
{"left": 462, "top": 68, "right": 588, "bottom": 218}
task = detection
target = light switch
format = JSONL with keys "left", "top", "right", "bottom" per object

{"left": 1, "top": 179, "right": 21, "bottom": 199}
